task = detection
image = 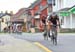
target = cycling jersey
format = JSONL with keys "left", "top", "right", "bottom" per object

{"left": 48, "top": 17, "right": 59, "bottom": 25}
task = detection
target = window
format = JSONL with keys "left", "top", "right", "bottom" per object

{"left": 47, "top": 0, "right": 55, "bottom": 5}
{"left": 39, "top": 5, "right": 43, "bottom": 9}
{"left": 47, "top": 0, "right": 52, "bottom": 4}
{"left": 2, "top": 18, "right": 4, "bottom": 22}
{"left": 47, "top": 6, "right": 52, "bottom": 13}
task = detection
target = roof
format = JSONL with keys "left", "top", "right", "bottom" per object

{"left": 58, "top": 5, "right": 75, "bottom": 12}
{"left": 29, "top": 0, "right": 41, "bottom": 9}
{"left": 70, "top": 5, "right": 75, "bottom": 9}
{"left": 0, "top": 13, "right": 5, "bottom": 18}
{"left": 11, "top": 8, "right": 31, "bottom": 22}
{"left": 69, "top": 5, "right": 75, "bottom": 12}
{"left": 0, "top": 13, "right": 12, "bottom": 18}
{"left": 12, "top": 8, "right": 28, "bottom": 18}
{"left": 58, "top": 8, "right": 70, "bottom": 12}
{"left": 11, "top": 18, "right": 24, "bottom": 23}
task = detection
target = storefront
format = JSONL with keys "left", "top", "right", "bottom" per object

{"left": 59, "top": 7, "right": 75, "bottom": 29}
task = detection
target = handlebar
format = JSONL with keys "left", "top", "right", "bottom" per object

{"left": 50, "top": 24, "right": 59, "bottom": 26}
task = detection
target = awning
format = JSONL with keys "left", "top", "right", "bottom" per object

{"left": 69, "top": 7, "right": 75, "bottom": 14}
{"left": 34, "top": 15, "right": 40, "bottom": 19}
{"left": 58, "top": 8, "right": 70, "bottom": 16}
{"left": 56, "top": 5, "right": 75, "bottom": 17}
{"left": 59, "top": 12, "right": 70, "bottom": 16}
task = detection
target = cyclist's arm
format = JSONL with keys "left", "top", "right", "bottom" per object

{"left": 48, "top": 20, "right": 53, "bottom": 26}
{"left": 57, "top": 20, "right": 60, "bottom": 25}
{"left": 56, "top": 17, "right": 60, "bottom": 25}
{"left": 57, "top": 20, "right": 60, "bottom": 31}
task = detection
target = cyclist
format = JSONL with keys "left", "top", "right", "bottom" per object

{"left": 48, "top": 13, "right": 60, "bottom": 45}
{"left": 41, "top": 15, "right": 47, "bottom": 32}
{"left": 41, "top": 15, "right": 48, "bottom": 40}
{"left": 49, "top": 14, "right": 60, "bottom": 28}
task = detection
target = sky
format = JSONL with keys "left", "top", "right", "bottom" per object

{"left": 0, "top": 0, "right": 36, "bottom": 14}
{"left": 64, "top": 0, "right": 75, "bottom": 8}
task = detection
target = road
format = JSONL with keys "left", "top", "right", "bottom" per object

{"left": 0, "top": 34, "right": 46, "bottom": 52}
{"left": 12, "top": 33, "right": 75, "bottom": 52}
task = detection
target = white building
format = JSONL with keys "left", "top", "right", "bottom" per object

{"left": 53, "top": 0, "right": 75, "bottom": 12}
{"left": 0, "top": 13, "right": 12, "bottom": 31}
{"left": 52, "top": 0, "right": 75, "bottom": 29}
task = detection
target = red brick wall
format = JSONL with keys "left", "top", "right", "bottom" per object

{"left": 30, "top": 9, "right": 35, "bottom": 17}
{"left": 40, "top": 8, "right": 47, "bottom": 20}
{"left": 34, "top": 5, "right": 39, "bottom": 13}
{"left": 31, "top": 5, "right": 39, "bottom": 26}
{"left": 30, "top": 5, "right": 39, "bottom": 16}
{"left": 30, "top": 0, "right": 48, "bottom": 29}
{"left": 41, "top": 0, "right": 47, "bottom": 6}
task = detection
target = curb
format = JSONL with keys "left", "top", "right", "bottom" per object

{"left": 34, "top": 42, "right": 52, "bottom": 52}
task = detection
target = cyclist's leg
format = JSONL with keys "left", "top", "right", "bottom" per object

{"left": 46, "top": 31, "right": 48, "bottom": 40}
{"left": 50, "top": 27, "right": 54, "bottom": 42}
{"left": 51, "top": 26, "right": 57, "bottom": 45}
{"left": 54, "top": 27, "right": 57, "bottom": 45}
{"left": 43, "top": 25, "right": 47, "bottom": 40}
{"left": 51, "top": 27, "right": 55, "bottom": 44}
{"left": 47, "top": 29, "right": 50, "bottom": 38}
{"left": 43, "top": 31, "right": 46, "bottom": 40}
{"left": 45, "top": 25, "right": 49, "bottom": 40}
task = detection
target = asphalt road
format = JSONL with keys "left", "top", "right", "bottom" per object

{"left": 0, "top": 34, "right": 45, "bottom": 52}
{"left": 11, "top": 33, "right": 75, "bottom": 52}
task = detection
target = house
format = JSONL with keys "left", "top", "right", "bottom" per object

{"left": 29, "top": 0, "right": 41, "bottom": 28}
{"left": 0, "top": 11, "right": 13, "bottom": 31}
{"left": 10, "top": 8, "right": 31, "bottom": 32}
{"left": 51, "top": 0, "right": 75, "bottom": 32}
{"left": 29, "top": 0, "right": 54, "bottom": 31}
{"left": 57, "top": 6, "right": 75, "bottom": 32}
{"left": 29, "top": 0, "right": 75, "bottom": 32}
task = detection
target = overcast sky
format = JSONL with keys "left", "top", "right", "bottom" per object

{"left": 0, "top": 0, "right": 36, "bottom": 14}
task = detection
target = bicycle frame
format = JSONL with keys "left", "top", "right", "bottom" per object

{"left": 50, "top": 25, "right": 57, "bottom": 45}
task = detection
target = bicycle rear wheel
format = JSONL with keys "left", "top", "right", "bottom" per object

{"left": 51, "top": 27, "right": 57, "bottom": 45}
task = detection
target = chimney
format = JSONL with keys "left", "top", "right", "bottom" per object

{"left": 1, "top": 11, "right": 3, "bottom": 14}
{"left": 10, "top": 11, "right": 13, "bottom": 15}
{"left": 5, "top": 10, "right": 8, "bottom": 14}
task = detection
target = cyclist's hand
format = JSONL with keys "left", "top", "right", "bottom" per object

{"left": 57, "top": 26, "right": 60, "bottom": 32}
{"left": 50, "top": 23, "right": 53, "bottom": 25}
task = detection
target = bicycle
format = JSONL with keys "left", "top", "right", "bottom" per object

{"left": 50, "top": 24, "right": 58, "bottom": 45}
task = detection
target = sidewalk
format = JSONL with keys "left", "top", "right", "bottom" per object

{"left": 0, "top": 35, "right": 45, "bottom": 52}
{"left": 22, "top": 32, "right": 75, "bottom": 35}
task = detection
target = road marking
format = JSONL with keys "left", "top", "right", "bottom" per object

{"left": 34, "top": 42, "right": 52, "bottom": 52}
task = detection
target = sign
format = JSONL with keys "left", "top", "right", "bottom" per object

{"left": 59, "top": 12, "right": 70, "bottom": 16}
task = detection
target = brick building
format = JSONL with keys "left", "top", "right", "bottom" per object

{"left": 29, "top": 0, "right": 54, "bottom": 31}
